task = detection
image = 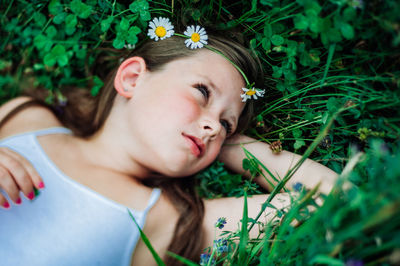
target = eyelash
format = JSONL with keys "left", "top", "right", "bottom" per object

{"left": 194, "top": 83, "right": 233, "bottom": 135}
{"left": 220, "top": 120, "right": 233, "bottom": 135}
{"left": 194, "top": 83, "right": 210, "bottom": 99}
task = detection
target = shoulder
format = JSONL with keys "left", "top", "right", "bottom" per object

{"left": 0, "top": 96, "right": 63, "bottom": 139}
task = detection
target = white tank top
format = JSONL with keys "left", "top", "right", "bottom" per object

{"left": 0, "top": 128, "right": 161, "bottom": 266}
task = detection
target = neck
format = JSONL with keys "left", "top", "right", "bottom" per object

{"left": 73, "top": 115, "right": 153, "bottom": 179}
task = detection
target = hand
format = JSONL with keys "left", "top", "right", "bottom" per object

{"left": 0, "top": 147, "right": 45, "bottom": 209}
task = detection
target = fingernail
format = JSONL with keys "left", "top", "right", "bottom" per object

{"left": 16, "top": 198, "right": 22, "bottom": 205}
{"left": 27, "top": 191, "right": 35, "bottom": 200}
{"left": 38, "top": 181, "right": 45, "bottom": 189}
{"left": 3, "top": 201, "right": 10, "bottom": 209}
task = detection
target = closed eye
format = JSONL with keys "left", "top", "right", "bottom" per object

{"left": 194, "top": 83, "right": 210, "bottom": 100}
{"left": 220, "top": 120, "right": 233, "bottom": 135}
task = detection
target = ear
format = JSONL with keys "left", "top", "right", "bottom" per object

{"left": 114, "top": 56, "right": 147, "bottom": 98}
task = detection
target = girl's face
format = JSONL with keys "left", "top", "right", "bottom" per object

{"left": 124, "top": 50, "right": 245, "bottom": 177}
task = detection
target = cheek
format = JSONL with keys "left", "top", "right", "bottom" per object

{"left": 168, "top": 93, "right": 201, "bottom": 123}
{"left": 205, "top": 138, "right": 224, "bottom": 163}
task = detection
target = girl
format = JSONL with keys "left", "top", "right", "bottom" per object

{"left": 0, "top": 32, "right": 337, "bottom": 265}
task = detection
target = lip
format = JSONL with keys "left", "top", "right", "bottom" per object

{"left": 182, "top": 133, "right": 205, "bottom": 157}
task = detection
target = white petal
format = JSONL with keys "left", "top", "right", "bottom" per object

{"left": 188, "top": 25, "right": 195, "bottom": 34}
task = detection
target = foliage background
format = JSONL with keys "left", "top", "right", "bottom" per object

{"left": 1, "top": 0, "right": 399, "bottom": 265}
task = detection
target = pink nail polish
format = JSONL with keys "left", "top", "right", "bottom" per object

{"left": 16, "top": 198, "right": 22, "bottom": 205}
{"left": 27, "top": 191, "right": 35, "bottom": 200}
{"left": 3, "top": 202, "right": 10, "bottom": 209}
{"left": 38, "top": 181, "right": 45, "bottom": 189}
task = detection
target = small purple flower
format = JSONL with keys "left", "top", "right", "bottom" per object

{"left": 213, "top": 238, "right": 228, "bottom": 254}
{"left": 292, "top": 182, "right": 303, "bottom": 192}
{"left": 346, "top": 259, "right": 364, "bottom": 266}
{"left": 199, "top": 253, "right": 215, "bottom": 266}
{"left": 215, "top": 217, "right": 227, "bottom": 229}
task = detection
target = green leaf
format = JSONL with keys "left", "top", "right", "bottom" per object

{"left": 44, "top": 53, "right": 56, "bottom": 67}
{"left": 120, "top": 17, "right": 130, "bottom": 32}
{"left": 48, "top": 0, "right": 63, "bottom": 15}
{"left": 140, "top": 11, "right": 151, "bottom": 21}
{"left": 271, "top": 34, "right": 284, "bottom": 46}
{"left": 130, "top": 0, "right": 151, "bottom": 22}
{"left": 242, "top": 158, "right": 251, "bottom": 170}
{"left": 44, "top": 44, "right": 68, "bottom": 67}
{"left": 33, "top": 12, "right": 46, "bottom": 27}
{"left": 70, "top": 0, "right": 92, "bottom": 19}
{"left": 263, "top": 22, "right": 273, "bottom": 38}
{"left": 308, "top": 15, "right": 321, "bottom": 33}
{"left": 129, "top": 0, "right": 150, "bottom": 13}
{"left": 293, "top": 14, "right": 308, "bottom": 30}
{"left": 294, "top": 139, "right": 305, "bottom": 150}
{"left": 45, "top": 26, "right": 57, "bottom": 38}
{"left": 52, "top": 43, "right": 66, "bottom": 56}
{"left": 327, "top": 97, "right": 340, "bottom": 113}
{"left": 91, "top": 76, "right": 104, "bottom": 96}
{"left": 272, "top": 65, "right": 282, "bottom": 78}
{"left": 57, "top": 54, "right": 68, "bottom": 67}
{"left": 53, "top": 12, "right": 67, "bottom": 24}
{"left": 292, "top": 128, "right": 302, "bottom": 138}
{"left": 127, "top": 26, "right": 141, "bottom": 45}
{"left": 249, "top": 38, "right": 257, "bottom": 50}
{"left": 340, "top": 23, "right": 354, "bottom": 39}
{"left": 261, "top": 37, "right": 271, "bottom": 51}
{"left": 271, "top": 23, "right": 285, "bottom": 34}
{"left": 128, "top": 209, "right": 166, "bottom": 266}
{"left": 343, "top": 7, "right": 356, "bottom": 21}
{"left": 65, "top": 14, "right": 78, "bottom": 35}
{"left": 328, "top": 28, "right": 342, "bottom": 43}
{"left": 129, "top": 26, "right": 141, "bottom": 35}
{"left": 101, "top": 16, "right": 114, "bottom": 32}
{"left": 34, "top": 34, "right": 49, "bottom": 50}
{"left": 113, "top": 36, "right": 125, "bottom": 49}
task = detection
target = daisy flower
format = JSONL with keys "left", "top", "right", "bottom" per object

{"left": 147, "top": 17, "right": 174, "bottom": 41}
{"left": 240, "top": 87, "right": 265, "bottom": 102}
{"left": 184, "top": 25, "right": 208, "bottom": 49}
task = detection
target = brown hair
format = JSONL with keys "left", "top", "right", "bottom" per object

{"left": 1, "top": 34, "right": 263, "bottom": 264}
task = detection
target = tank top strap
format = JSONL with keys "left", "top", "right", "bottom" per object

{"left": 143, "top": 188, "right": 162, "bottom": 215}
{"left": 30, "top": 127, "right": 73, "bottom": 137}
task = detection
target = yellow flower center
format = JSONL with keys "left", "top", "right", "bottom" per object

{"left": 155, "top": 26, "right": 167, "bottom": 37}
{"left": 191, "top": 33, "right": 201, "bottom": 43}
{"left": 246, "top": 90, "right": 256, "bottom": 96}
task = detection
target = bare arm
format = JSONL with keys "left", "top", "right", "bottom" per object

{"left": 218, "top": 134, "right": 338, "bottom": 195}
{"left": 0, "top": 97, "right": 61, "bottom": 208}
{"left": 202, "top": 192, "right": 293, "bottom": 248}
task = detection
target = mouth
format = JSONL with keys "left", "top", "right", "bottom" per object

{"left": 182, "top": 133, "right": 205, "bottom": 157}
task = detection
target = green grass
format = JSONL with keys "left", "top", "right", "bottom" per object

{"left": 1, "top": 0, "right": 399, "bottom": 265}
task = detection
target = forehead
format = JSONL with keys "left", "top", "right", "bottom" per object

{"left": 163, "top": 50, "right": 246, "bottom": 113}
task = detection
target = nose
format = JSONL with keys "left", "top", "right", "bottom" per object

{"left": 200, "top": 115, "right": 222, "bottom": 140}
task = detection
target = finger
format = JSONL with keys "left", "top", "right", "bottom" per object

{"left": 0, "top": 166, "right": 22, "bottom": 204}
{"left": 0, "top": 152, "right": 35, "bottom": 200}
{"left": 0, "top": 193, "right": 11, "bottom": 209}
{"left": 1, "top": 148, "right": 44, "bottom": 190}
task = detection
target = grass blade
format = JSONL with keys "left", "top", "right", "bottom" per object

{"left": 166, "top": 251, "right": 199, "bottom": 266}
{"left": 238, "top": 190, "right": 249, "bottom": 264}
{"left": 128, "top": 209, "right": 166, "bottom": 266}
